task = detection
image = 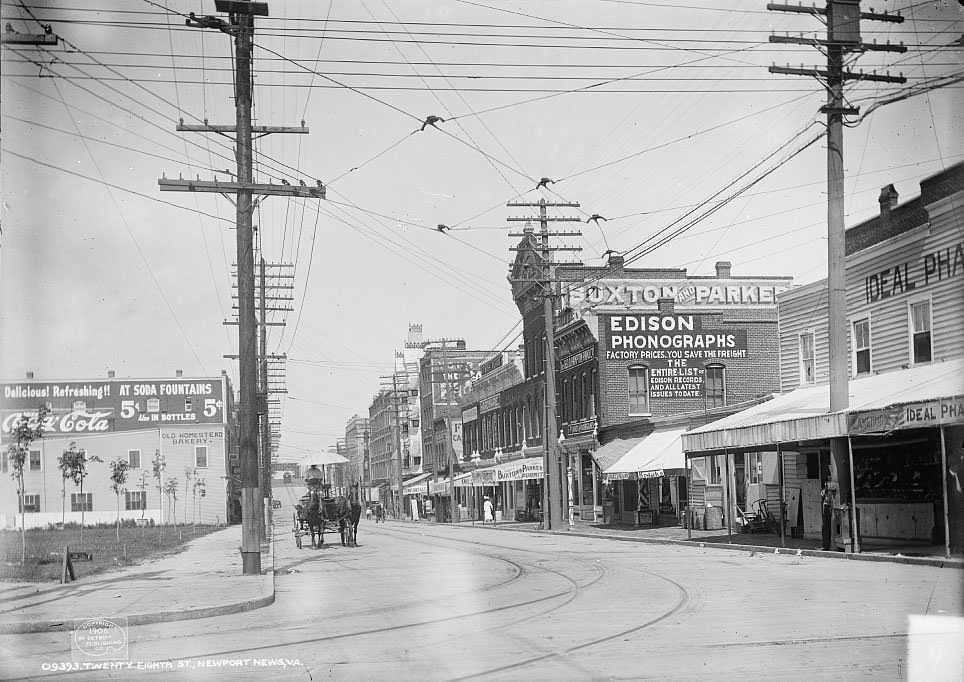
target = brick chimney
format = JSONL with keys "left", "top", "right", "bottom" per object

{"left": 879, "top": 184, "right": 899, "bottom": 232}
{"left": 607, "top": 250, "right": 624, "bottom": 274}
{"left": 107, "top": 370, "right": 115, "bottom": 378}
{"left": 26, "top": 371, "right": 34, "bottom": 379}
{"left": 715, "top": 261, "right": 732, "bottom": 278}
{"left": 656, "top": 297, "right": 675, "bottom": 314}
{"left": 176, "top": 369, "right": 183, "bottom": 378}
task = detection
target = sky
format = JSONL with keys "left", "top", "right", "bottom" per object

{"left": 1, "top": 0, "right": 962, "bottom": 462}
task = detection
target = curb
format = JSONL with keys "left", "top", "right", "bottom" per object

{"left": 456, "top": 521, "right": 964, "bottom": 569}
{"left": 0, "top": 531, "right": 277, "bottom": 636}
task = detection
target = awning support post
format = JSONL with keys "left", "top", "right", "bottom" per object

{"left": 777, "top": 443, "right": 786, "bottom": 548}
{"left": 846, "top": 436, "right": 860, "bottom": 554}
{"left": 940, "top": 426, "right": 950, "bottom": 559}
{"left": 724, "top": 448, "right": 732, "bottom": 544}
{"left": 686, "top": 456, "right": 692, "bottom": 541}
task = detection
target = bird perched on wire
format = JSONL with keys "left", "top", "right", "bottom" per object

{"left": 536, "top": 177, "right": 555, "bottom": 190}
{"left": 436, "top": 224, "right": 450, "bottom": 232}
{"left": 420, "top": 115, "right": 445, "bottom": 131}
{"left": 299, "top": 180, "right": 307, "bottom": 187}
{"left": 586, "top": 214, "right": 607, "bottom": 225}
{"left": 280, "top": 179, "right": 290, "bottom": 186}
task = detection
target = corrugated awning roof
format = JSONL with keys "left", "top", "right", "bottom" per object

{"left": 402, "top": 472, "right": 432, "bottom": 491}
{"left": 590, "top": 437, "right": 645, "bottom": 471}
{"left": 604, "top": 428, "right": 686, "bottom": 478}
{"left": 683, "top": 358, "right": 964, "bottom": 453}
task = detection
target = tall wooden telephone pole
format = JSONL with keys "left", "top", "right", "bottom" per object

{"left": 768, "top": 0, "right": 905, "bottom": 552}
{"left": 508, "top": 199, "right": 582, "bottom": 530}
{"left": 160, "top": 0, "right": 324, "bottom": 575}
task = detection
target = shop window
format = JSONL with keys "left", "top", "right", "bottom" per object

{"left": 29, "top": 449, "right": 42, "bottom": 471}
{"left": 628, "top": 365, "right": 650, "bottom": 415}
{"left": 852, "top": 318, "right": 871, "bottom": 375}
{"left": 19, "top": 493, "right": 40, "bottom": 513}
{"left": 195, "top": 446, "right": 208, "bottom": 468}
{"left": 910, "top": 300, "right": 932, "bottom": 364}
{"left": 709, "top": 456, "right": 722, "bottom": 485}
{"left": 125, "top": 490, "right": 147, "bottom": 511}
{"left": 799, "top": 332, "right": 815, "bottom": 384}
{"left": 128, "top": 449, "right": 141, "bottom": 469}
{"left": 71, "top": 492, "right": 93, "bottom": 512}
{"left": 705, "top": 364, "right": 725, "bottom": 408}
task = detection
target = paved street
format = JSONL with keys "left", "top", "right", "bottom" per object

{"left": 1, "top": 515, "right": 960, "bottom": 681}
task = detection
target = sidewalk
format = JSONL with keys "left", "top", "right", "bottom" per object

{"left": 0, "top": 525, "right": 273, "bottom": 635}
{"left": 447, "top": 516, "right": 964, "bottom": 569}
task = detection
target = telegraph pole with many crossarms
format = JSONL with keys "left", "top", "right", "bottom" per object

{"left": 508, "top": 199, "right": 582, "bottom": 530}
{"left": 768, "top": 0, "right": 905, "bottom": 553}
{"left": 159, "top": 1, "right": 325, "bottom": 575}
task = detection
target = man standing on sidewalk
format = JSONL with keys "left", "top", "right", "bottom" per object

{"left": 821, "top": 469, "right": 838, "bottom": 551}
{"left": 483, "top": 496, "right": 494, "bottom": 524}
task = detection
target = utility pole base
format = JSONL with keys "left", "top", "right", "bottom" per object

{"left": 241, "top": 551, "right": 261, "bottom": 575}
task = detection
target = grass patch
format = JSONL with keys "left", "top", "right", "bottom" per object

{"left": 0, "top": 524, "right": 226, "bottom": 583}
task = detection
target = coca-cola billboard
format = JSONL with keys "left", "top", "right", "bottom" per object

{"left": 1, "top": 378, "right": 226, "bottom": 440}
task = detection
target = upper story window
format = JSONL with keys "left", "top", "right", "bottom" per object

{"left": 195, "top": 446, "right": 208, "bottom": 468}
{"left": 147, "top": 398, "right": 160, "bottom": 413}
{"left": 909, "top": 300, "right": 932, "bottom": 364}
{"left": 628, "top": 365, "right": 650, "bottom": 415}
{"left": 72, "top": 400, "right": 87, "bottom": 412}
{"left": 799, "top": 332, "right": 815, "bottom": 385}
{"left": 128, "top": 449, "right": 141, "bottom": 469}
{"left": 705, "top": 364, "right": 725, "bottom": 409}
{"left": 29, "top": 450, "right": 42, "bottom": 471}
{"left": 853, "top": 318, "right": 871, "bottom": 376}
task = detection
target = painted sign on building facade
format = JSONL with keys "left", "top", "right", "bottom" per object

{"left": 602, "top": 315, "right": 748, "bottom": 399}
{"left": 567, "top": 279, "right": 790, "bottom": 310}
{"left": 1, "top": 379, "right": 225, "bottom": 440}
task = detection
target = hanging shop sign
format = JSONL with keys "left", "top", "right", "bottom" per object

{"left": 848, "top": 396, "right": 964, "bottom": 434}
{"left": 1, "top": 379, "right": 225, "bottom": 437}
{"left": 566, "top": 417, "right": 597, "bottom": 437}
{"left": 601, "top": 315, "right": 747, "bottom": 399}
{"left": 479, "top": 394, "right": 501, "bottom": 414}
{"left": 495, "top": 458, "right": 544, "bottom": 481}
{"left": 473, "top": 468, "right": 497, "bottom": 485}
{"left": 559, "top": 346, "right": 596, "bottom": 372}
{"left": 429, "top": 479, "right": 451, "bottom": 495}
{"left": 462, "top": 406, "right": 479, "bottom": 423}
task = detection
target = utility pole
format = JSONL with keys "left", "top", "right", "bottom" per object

{"left": 161, "top": 0, "right": 324, "bottom": 576}
{"left": 507, "top": 199, "right": 582, "bottom": 530}
{"left": 768, "top": 0, "right": 904, "bottom": 551}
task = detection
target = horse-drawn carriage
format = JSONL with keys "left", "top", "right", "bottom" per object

{"left": 293, "top": 481, "right": 361, "bottom": 549}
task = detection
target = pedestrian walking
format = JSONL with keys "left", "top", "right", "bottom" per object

{"left": 820, "top": 469, "right": 838, "bottom": 551}
{"left": 483, "top": 495, "right": 494, "bottom": 524}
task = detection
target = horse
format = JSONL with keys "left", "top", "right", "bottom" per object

{"left": 305, "top": 493, "right": 325, "bottom": 548}
{"left": 375, "top": 504, "right": 385, "bottom": 523}
{"left": 341, "top": 499, "right": 362, "bottom": 547}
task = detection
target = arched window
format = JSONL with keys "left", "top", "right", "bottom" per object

{"left": 589, "top": 368, "right": 597, "bottom": 418}
{"left": 628, "top": 365, "right": 650, "bottom": 415}
{"left": 706, "top": 363, "right": 726, "bottom": 409}
{"left": 579, "top": 372, "right": 588, "bottom": 419}
{"left": 562, "top": 379, "right": 571, "bottom": 423}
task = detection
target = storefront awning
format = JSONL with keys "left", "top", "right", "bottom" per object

{"left": 402, "top": 472, "right": 432, "bottom": 493}
{"left": 603, "top": 428, "right": 686, "bottom": 481}
{"left": 682, "top": 357, "right": 964, "bottom": 454}
{"left": 590, "top": 437, "right": 645, "bottom": 472}
{"left": 453, "top": 472, "right": 474, "bottom": 488}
